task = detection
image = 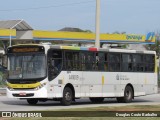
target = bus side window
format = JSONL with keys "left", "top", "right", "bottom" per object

{"left": 132, "top": 54, "right": 144, "bottom": 72}
{"left": 48, "top": 50, "right": 62, "bottom": 81}
{"left": 85, "top": 52, "right": 94, "bottom": 71}
{"left": 65, "top": 52, "right": 73, "bottom": 71}
{"left": 72, "top": 52, "right": 80, "bottom": 71}
{"left": 80, "top": 52, "right": 86, "bottom": 71}
{"left": 144, "top": 55, "right": 155, "bottom": 72}
{"left": 122, "top": 54, "right": 133, "bottom": 72}
{"left": 97, "top": 52, "right": 106, "bottom": 71}
{"left": 108, "top": 53, "right": 120, "bottom": 72}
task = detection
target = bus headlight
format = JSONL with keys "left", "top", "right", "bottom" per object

{"left": 34, "top": 82, "right": 47, "bottom": 90}
{"left": 7, "top": 86, "right": 14, "bottom": 91}
{"left": 6, "top": 82, "right": 14, "bottom": 91}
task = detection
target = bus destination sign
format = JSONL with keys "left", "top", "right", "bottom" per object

{"left": 12, "top": 48, "right": 39, "bottom": 53}
{"left": 7, "top": 46, "right": 45, "bottom": 53}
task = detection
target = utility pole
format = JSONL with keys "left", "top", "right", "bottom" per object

{"left": 95, "top": 0, "right": 100, "bottom": 48}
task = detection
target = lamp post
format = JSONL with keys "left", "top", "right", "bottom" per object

{"left": 9, "top": 19, "right": 23, "bottom": 47}
{"left": 95, "top": 0, "right": 100, "bottom": 48}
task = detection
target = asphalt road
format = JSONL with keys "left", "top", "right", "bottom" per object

{"left": 0, "top": 94, "right": 160, "bottom": 111}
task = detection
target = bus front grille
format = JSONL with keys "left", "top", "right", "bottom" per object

{"left": 12, "top": 93, "right": 34, "bottom": 97}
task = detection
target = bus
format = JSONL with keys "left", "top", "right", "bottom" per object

{"left": 6, "top": 44, "right": 158, "bottom": 105}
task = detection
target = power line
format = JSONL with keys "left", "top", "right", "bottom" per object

{"left": 0, "top": 0, "right": 95, "bottom": 12}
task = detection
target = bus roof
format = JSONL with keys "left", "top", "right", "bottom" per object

{"left": 11, "top": 44, "right": 156, "bottom": 54}
{"left": 50, "top": 45, "right": 156, "bottom": 54}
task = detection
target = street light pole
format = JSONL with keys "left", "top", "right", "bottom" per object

{"left": 9, "top": 19, "right": 23, "bottom": 47}
{"left": 95, "top": 0, "right": 100, "bottom": 48}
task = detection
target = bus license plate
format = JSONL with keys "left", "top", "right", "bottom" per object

{"left": 19, "top": 92, "right": 26, "bottom": 96}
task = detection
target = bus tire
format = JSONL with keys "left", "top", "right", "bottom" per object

{"left": 89, "top": 97, "right": 104, "bottom": 103}
{"left": 117, "top": 86, "right": 133, "bottom": 103}
{"left": 27, "top": 99, "right": 38, "bottom": 105}
{"left": 124, "top": 86, "right": 133, "bottom": 103}
{"left": 61, "top": 87, "right": 73, "bottom": 106}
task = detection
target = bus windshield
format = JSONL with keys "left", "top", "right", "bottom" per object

{"left": 8, "top": 54, "right": 46, "bottom": 80}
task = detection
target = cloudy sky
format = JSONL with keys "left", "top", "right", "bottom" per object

{"left": 0, "top": 0, "right": 159, "bottom": 34}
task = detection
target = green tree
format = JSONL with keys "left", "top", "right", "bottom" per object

{"left": 0, "top": 41, "right": 9, "bottom": 53}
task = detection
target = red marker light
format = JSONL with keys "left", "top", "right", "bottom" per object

{"left": 89, "top": 48, "right": 97, "bottom": 51}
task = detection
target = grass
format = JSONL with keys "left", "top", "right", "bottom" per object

{"left": 6, "top": 118, "right": 160, "bottom": 120}
{"left": 2, "top": 105, "right": 159, "bottom": 120}
{"left": 53, "top": 105, "right": 160, "bottom": 111}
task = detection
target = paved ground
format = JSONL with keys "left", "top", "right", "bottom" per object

{"left": 0, "top": 94, "right": 160, "bottom": 111}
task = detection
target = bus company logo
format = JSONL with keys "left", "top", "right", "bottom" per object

{"left": 116, "top": 74, "right": 120, "bottom": 80}
{"left": 69, "top": 75, "right": 79, "bottom": 80}
{"left": 2, "top": 112, "right": 12, "bottom": 117}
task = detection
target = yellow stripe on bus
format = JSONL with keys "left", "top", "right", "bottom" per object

{"left": 7, "top": 82, "right": 41, "bottom": 89}
{"left": 102, "top": 76, "right": 104, "bottom": 85}
{"left": 155, "top": 55, "right": 157, "bottom": 73}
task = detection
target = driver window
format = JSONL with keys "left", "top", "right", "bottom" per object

{"left": 48, "top": 50, "right": 62, "bottom": 81}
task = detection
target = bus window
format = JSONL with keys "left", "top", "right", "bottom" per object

{"left": 144, "top": 55, "right": 155, "bottom": 72}
{"left": 48, "top": 50, "right": 62, "bottom": 81}
{"left": 108, "top": 53, "right": 120, "bottom": 72}
{"left": 65, "top": 52, "right": 73, "bottom": 70}
{"left": 72, "top": 52, "right": 81, "bottom": 71}
{"left": 122, "top": 54, "right": 133, "bottom": 72}
{"left": 64, "top": 51, "right": 81, "bottom": 71}
{"left": 65, "top": 51, "right": 81, "bottom": 71}
{"left": 85, "top": 52, "right": 95, "bottom": 71}
{"left": 80, "top": 52, "right": 86, "bottom": 71}
{"left": 132, "top": 54, "right": 144, "bottom": 72}
{"left": 97, "top": 53, "right": 106, "bottom": 71}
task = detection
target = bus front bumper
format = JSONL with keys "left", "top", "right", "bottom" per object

{"left": 6, "top": 87, "right": 48, "bottom": 98}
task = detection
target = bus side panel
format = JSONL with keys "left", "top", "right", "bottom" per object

{"left": 120, "top": 73, "right": 138, "bottom": 97}
{"left": 48, "top": 71, "right": 82, "bottom": 98}
{"left": 81, "top": 72, "right": 102, "bottom": 97}
{"left": 81, "top": 72, "right": 90, "bottom": 97}
{"left": 136, "top": 73, "right": 157, "bottom": 96}
{"left": 102, "top": 72, "right": 121, "bottom": 97}
{"left": 135, "top": 73, "right": 145, "bottom": 96}
{"left": 144, "top": 73, "right": 157, "bottom": 95}
{"left": 65, "top": 71, "right": 82, "bottom": 98}
{"left": 48, "top": 80, "right": 62, "bottom": 98}
{"left": 48, "top": 72, "right": 64, "bottom": 98}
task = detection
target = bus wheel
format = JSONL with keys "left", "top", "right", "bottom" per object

{"left": 27, "top": 99, "right": 38, "bottom": 105}
{"left": 61, "top": 87, "right": 73, "bottom": 106}
{"left": 124, "top": 86, "right": 133, "bottom": 103}
{"left": 117, "top": 86, "right": 133, "bottom": 103}
{"left": 89, "top": 97, "right": 104, "bottom": 103}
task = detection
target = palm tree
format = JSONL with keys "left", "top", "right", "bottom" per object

{"left": 0, "top": 41, "right": 9, "bottom": 53}
{"left": 145, "top": 34, "right": 160, "bottom": 58}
